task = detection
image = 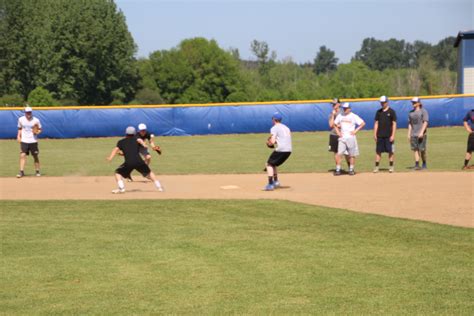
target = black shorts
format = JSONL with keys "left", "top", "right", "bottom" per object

{"left": 267, "top": 151, "right": 291, "bottom": 167}
{"left": 139, "top": 146, "right": 150, "bottom": 157}
{"left": 115, "top": 162, "right": 151, "bottom": 179}
{"left": 467, "top": 132, "right": 474, "bottom": 153}
{"left": 20, "top": 142, "right": 39, "bottom": 156}
{"left": 328, "top": 134, "right": 338, "bottom": 153}
{"left": 376, "top": 138, "right": 394, "bottom": 154}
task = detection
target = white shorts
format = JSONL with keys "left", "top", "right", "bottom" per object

{"left": 338, "top": 137, "right": 359, "bottom": 157}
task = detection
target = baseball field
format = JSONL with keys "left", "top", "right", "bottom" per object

{"left": 1, "top": 127, "right": 473, "bottom": 314}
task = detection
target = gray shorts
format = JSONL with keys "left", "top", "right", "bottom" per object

{"left": 410, "top": 135, "right": 427, "bottom": 151}
{"left": 139, "top": 146, "right": 150, "bottom": 157}
{"left": 337, "top": 137, "right": 359, "bottom": 157}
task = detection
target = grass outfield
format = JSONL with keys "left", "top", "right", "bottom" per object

{"left": 0, "top": 127, "right": 468, "bottom": 176}
{"left": 1, "top": 200, "right": 472, "bottom": 314}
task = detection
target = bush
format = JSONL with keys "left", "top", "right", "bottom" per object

{"left": 27, "top": 87, "right": 57, "bottom": 106}
{"left": 130, "top": 88, "right": 164, "bottom": 105}
{"left": 0, "top": 94, "right": 24, "bottom": 107}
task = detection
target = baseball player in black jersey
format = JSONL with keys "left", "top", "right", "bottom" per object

{"left": 107, "top": 126, "right": 163, "bottom": 194}
{"left": 373, "top": 96, "right": 397, "bottom": 173}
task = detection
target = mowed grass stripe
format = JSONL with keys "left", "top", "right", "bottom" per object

{"left": 0, "top": 127, "right": 468, "bottom": 176}
{"left": 1, "top": 200, "right": 472, "bottom": 314}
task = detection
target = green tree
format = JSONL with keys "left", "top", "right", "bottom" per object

{"left": 353, "top": 38, "right": 413, "bottom": 71}
{"left": 148, "top": 38, "right": 247, "bottom": 104}
{"left": 431, "top": 37, "right": 457, "bottom": 71}
{"left": 313, "top": 45, "right": 338, "bottom": 75}
{"left": 250, "top": 39, "right": 276, "bottom": 76}
{"left": 1, "top": 0, "right": 139, "bottom": 105}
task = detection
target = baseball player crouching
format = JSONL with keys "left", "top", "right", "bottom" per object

{"left": 333, "top": 103, "right": 365, "bottom": 176}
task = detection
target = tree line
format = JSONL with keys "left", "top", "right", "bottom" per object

{"left": 0, "top": 0, "right": 458, "bottom": 107}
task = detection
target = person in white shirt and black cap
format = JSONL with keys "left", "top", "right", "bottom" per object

{"left": 333, "top": 102, "right": 365, "bottom": 175}
{"left": 16, "top": 106, "right": 42, "bottom": 178}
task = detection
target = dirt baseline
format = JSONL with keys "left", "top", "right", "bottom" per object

{"left": 0, "top": 172, "right": 472, "bottom": 228}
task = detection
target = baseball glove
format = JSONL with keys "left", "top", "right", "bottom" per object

{"left": 266, "top": 137, "right": 274, "bottom": 148}
{"left": 152, "top": 145, "right": 162, "bottom": 155}
{"left": 32, "top": 124, "right": 41, "bottom": 135}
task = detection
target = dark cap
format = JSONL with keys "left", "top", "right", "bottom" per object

{"left": 330, "top": 98, "right": 341, "bottom": 105}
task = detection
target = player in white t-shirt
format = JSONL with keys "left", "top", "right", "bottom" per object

{"left": 16, "top": 106, "right": 42, "bottom": 178}
{"left": 264, "top": 112, "right": 292, "bottom": 191}
{"left": 333, "top": 103, "right": 365, "bottom": 176}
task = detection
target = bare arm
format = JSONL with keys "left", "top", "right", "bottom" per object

{"left": 390, "top": 122, "right": 397, "bottom": 142}
{"left": 107, "top": 147, "right": 120, "bottom": 161}
{"left": 17, "top": 128, "right": 22, "bottom": 143}
{"left": 464, "top": 121, "right": 473, "bottom": 133}
{"left": 137, "top": 138, "right": 147, "bottom": 148}
{"left": 373, "top": 121, "right": 378, "bottom": 141}
{"left": 418, "top": 121, "right": 428, "bottom": 138}
{"left": 352, "top": 121, "right": 365, "bottom": 135}
{"left": 334, "top": 124, "right": 342, "bottom": 137}
{"left": 328, "top": 110, "right": 336, "bottom": 129}
{"left": 407, "top": 124, "right": 412, "bottom": 140}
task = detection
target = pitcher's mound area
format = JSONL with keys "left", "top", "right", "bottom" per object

{"left": 1, "top": 172, "right": 472, "bottom": 228}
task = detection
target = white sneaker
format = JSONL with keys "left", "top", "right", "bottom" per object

{"left": 157, "top": 186, "right": 164, "bottom": 192}
{"left": 389, "top": 166, "right": 394, "bottom": 173}
{"left": 373, "top": 167, "right": 379, "bottom": 173}
{"left": 35, "top": 171, "right": 41, "bottom": 177}
{"left": 112, "top": 188, "right": 125, "bottom": 194}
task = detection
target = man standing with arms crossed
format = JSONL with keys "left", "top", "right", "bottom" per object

{"left": 17, "top": 106, "right": 42, "bottom": 178}
{"left": 264, "top": 112, "right": 292, "bottom": 191}
{"left": 408, "top": 97, "right": 429, "bottom": 170}
{"left": 373, "top": 96, "right": 397, "bottom": 173}
{"left": 333, "top": 103, "right": 365, "bottom": 176}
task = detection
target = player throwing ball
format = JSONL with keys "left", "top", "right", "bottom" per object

{"left": 107, "top": 126, "right": 163, "bottom": 194}
{"left": 264, "top": 112, "right": 292, "bottom": 191}
{"left": 333, "top": 103, "right": 365, "bottom": 176}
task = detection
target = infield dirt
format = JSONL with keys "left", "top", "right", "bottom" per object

{"left": 1, "top": 172, "right": 472, "bottom": 228}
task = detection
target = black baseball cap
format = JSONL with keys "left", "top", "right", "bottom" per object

{"left": 330, "top": 98, "right": 341, "bottom": 105}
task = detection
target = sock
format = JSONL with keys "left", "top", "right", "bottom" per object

{"left": 349, "top": 165, "right": 354, "bottom": 171}
{"left": 415, "top": 161, "right": 419, "bottom": 167}
{"left": 375, "top": 162, "right": 380, "bottom": 167}
{"left": 118, "top": 180, "right": 125, "bottom": 190}
{"left": 465, "top": 159, "right": 469, "bottom": 167}
{"left": 336, "top": 165, "right": 341, "bottom": 171}
{"left": 154, "top": 180, "right": 162, "bottom": 189}
{"left": 389, "top": 161, "right": 394, "bottom": 166}
{"left": 268, "top": 176, "right": 273, "bottom": 185}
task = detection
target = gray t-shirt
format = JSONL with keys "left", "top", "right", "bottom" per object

{"left": 408, "top": 108, "right": 429, "bottom": 136}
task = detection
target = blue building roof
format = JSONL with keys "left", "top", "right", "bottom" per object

{"left": 454, "top": 30, "right": 474, "bottom": 47}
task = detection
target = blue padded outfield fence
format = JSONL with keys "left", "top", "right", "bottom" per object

{"left": 0, "top": 95, "right": 473, "bottom": 139}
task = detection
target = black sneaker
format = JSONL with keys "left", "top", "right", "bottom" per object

{"left": 16, "top": 171, "right": 24, "bottom": 178}
{"left": 333, "top": 170, "right": 342, "bottom": 176}
{"left": 349, "top": 170, "right": 355, "bottom": 176}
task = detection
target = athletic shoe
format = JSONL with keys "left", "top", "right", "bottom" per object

{"left": 157, "top": 186, "right": 164, "bottom": 192}
{"left": 422, "top": 163, "right": 427, "bottom": 169}
{"left": 414, "top": 166, "right": 422, "bottom": 171}
{"left": 16, "top": 171, "right": 24, "bottom": 178}
{"left": 112, "top": 188, "right": 126, "bottom": 194}
{"left": 333, "top": 170, "right": 342, "bottom": 176}
{"left": 373, "top": 167, "right": 379, "bottom": 173}
{"left": 273, "top": 181, "right": 281, "bottom": 188}
{"left": 126, "top": 176, "right": 133, "bottom": 182}
{"left": 349, "top": 170, "right": 355, "bottom": 176}
{"left": 264, "top": 184, "right": 275, "bottom": 191}
{"left": 462, "top": 165, "right": 469, "bottom": 170}
{"left": 35, "top": 171, "right": 41, "bottom": 177}
{"left": 389, "top": 166, "right": 394, "bottom": 173}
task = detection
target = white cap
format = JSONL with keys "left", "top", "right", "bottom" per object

{"left": 138, "top": 123, "right": 147, "bottom": 131}
{"left": 24, "top": 106, "right": 33, "bottom": 112}
{"left": 342, "top": 102, "right": 351, "bottom": 109}
{"left": 125, "top": 126, "right": 136, "bottom": 135}
{"left": 411, "top": 97, "right": 421, "bottom": 103}
{"left": 379, "top": 96, "right": 388, "bottom": 103}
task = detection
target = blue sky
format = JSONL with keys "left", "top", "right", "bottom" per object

{"left": 115, "top": 0, "right": 473, "bottom": 64}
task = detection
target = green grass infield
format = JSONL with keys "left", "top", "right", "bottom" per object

{"left": 1, "top": 200, "right": 472, "bottom": 314}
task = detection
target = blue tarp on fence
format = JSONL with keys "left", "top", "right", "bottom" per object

{"left": 0, "top": 96, "right": 473, "bottom": 139}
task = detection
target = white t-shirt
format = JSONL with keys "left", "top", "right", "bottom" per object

{"left": 18, "top": 116, "right": 41, "bottom": 143}
{"left": 270, "top": 123, "right": 292, "bottom": 152}
{"left": 334, "top": 112, "right": 364, "bottom": 138}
